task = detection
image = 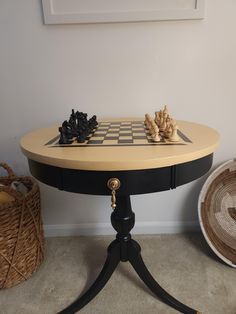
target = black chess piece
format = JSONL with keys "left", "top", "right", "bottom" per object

{"left": 58, "top": 127, "right": 73, "bottom": 144}
{"left": 89, "top": 115, "right": 98, "bottom": 130}
{"left": 59, "top": 109, "right": 98, "bottom": 145}
{"left": 77, "top": 131, "right": 86, "bottom": 143}
{"left": 70, "top": 109, "right": 76, "bottom": 121}
{"left": 62, "top": 121, "right": 74, "bottom": 139}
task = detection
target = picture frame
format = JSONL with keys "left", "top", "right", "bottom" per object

{"left": 42, "top": 0, "right": 205, "bottom": 25}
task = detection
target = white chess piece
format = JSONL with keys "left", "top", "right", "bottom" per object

{"left": 163, "top": 105, "right": 169, "bottom": 116}
{"left": 151, "top": 121, "right": 160, "bottom": 142}
{"left": 169, "top": 121, "right": 180, "bottom": 142}
{"left": 160, "top": 112, "right": 167, "bottom": 132}
{"left": 163, "top": 116, "right": 172, "bottom": 138}
{"left": 144, "top": 114, "right": 148, "bottom": 126}
{"left": 144, "top": 114, "right": 152, "bottom": 129}
{"left": 155, "top": 111, "right": 161, "bottom": 127}
{"left": 152, "top": 133, "right": 161, "bottom": 142}
{"left": 149, "top": 119, "right": 156, "bottom": 135}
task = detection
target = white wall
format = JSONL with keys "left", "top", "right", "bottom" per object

{"left": 0, "top": 0, "right": 236, "bottom": 236}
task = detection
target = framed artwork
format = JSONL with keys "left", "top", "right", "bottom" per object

{"left": 42, "top": 0, "right": 205, "bottom": 24}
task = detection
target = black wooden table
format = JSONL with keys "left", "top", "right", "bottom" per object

{"left": 21, "top": 120, "right": 219, "bottom": 313}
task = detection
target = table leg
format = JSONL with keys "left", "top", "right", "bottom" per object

{"left": 59, "top": 195, "right": 200, "bottom": 314}
{"left": 58, "top": 240, "right": 120, "bottom": 314}
{"left": 128, "top": 239, "right": 199, "bottom": 314}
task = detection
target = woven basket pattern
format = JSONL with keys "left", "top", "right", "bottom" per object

{"left": 200, "top": 160, "right": 236, "bottom": 267}
{"left": 0, "top": 163, "right": 45, "bottom": 289}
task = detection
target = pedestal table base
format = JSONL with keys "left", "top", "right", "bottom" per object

{"left": 59, "top": 196, "right": 200, "bottom": 314}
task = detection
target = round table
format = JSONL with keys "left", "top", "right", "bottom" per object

{"left": 21, "top": 119, "right": 219, "bottom": 314}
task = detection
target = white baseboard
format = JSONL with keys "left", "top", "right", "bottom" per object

{"left": 44, "top": 221, "right": 200, "bottom": 237}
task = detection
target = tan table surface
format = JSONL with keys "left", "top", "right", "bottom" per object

{"left": 20, "top": 119, "right": 220, "bottom": 171}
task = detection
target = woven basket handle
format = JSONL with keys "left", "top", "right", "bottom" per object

{"left": 0, "top": 185, "right": 23, "bottom": 201}
{"left": 0, "top": 163, "right": 15, "bottom": 178}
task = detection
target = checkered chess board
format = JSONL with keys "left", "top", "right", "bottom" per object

{"left": 46, "top": 121, "right": 192, "bottom": 147}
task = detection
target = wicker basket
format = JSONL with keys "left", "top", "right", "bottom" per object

{"left": 0, "top": 163, "right": 45, "bottom": 288}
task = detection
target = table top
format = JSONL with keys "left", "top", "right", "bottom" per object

{"left": 20, "top": 119, "right": 220, "bottom": 171}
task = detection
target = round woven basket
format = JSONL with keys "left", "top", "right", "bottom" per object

{"left": 198, "top": 159, "right": 236, "bottom": 268}
{"left": 0, "top": 163, "right": 45, "bottom": 288}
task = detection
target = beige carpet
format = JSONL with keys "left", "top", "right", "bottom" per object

{"left": 0, "top": 234, "right": 235, "bottom": 314}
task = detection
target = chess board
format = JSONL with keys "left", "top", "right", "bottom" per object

{"left": 46, "top": 121, "right": 192, "bottom": 147}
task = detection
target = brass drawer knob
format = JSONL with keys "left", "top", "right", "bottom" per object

{"left": 107, "top": 178, "right": 121, "bottom": 209}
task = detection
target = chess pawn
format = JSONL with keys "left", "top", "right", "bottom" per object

{"left": 147, "top": 119, "right": 154, "bottom": 135}
{"left": 169, "top": 121, "right": 180, "bottom": 142}
{"left": 151, "top": 123, "right": 161, "bottom": 142}
{"left": 144, "top": 114, "right": 151, "bottom": 129}
{"left": 149, "top": 119, "right": 157, "bottom": 134}
{"left": 152, "top": 133, "right": 161, "bottom": 142}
